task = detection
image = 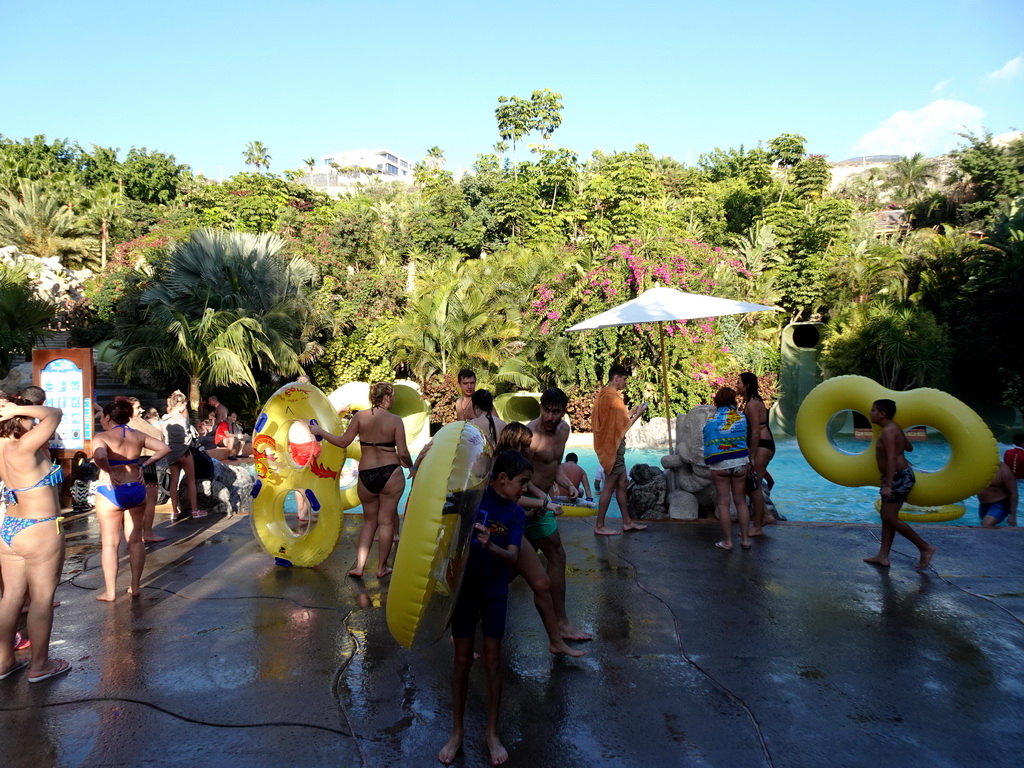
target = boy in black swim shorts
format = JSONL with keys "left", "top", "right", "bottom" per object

{"left": 864, "top": 399, "right": 936, "bottom": 570}
{"left": 439, "top": 451, "right": 530, "bottom": 767}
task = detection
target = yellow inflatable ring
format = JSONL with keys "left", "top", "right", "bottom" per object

{"left": 387, "top": 421, "right": 492, "bottom": 649}
{"left": 251, "top": 383, "right": 351, "bottom": 567}
{"left": 873, "top": 498, "right": 966, "bottom": 523}
{"left": 559, "top": 504, "right": 597, "bottom": 517}
{"left": 795, "top": 375, "right": 998, "bottom": 507}
{"left": 339, "top": 440, "right": 361, "bottom": 510}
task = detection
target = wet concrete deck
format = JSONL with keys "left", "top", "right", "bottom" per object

{"left": 2, "top": 511, "right": 1023, "bottom": 767}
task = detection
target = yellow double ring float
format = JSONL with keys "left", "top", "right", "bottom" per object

{"left": 873, "top": 499, "right": 966, "bottom": 523}
{"left": 251, "top": 383, "right": 357, "bottom": 567}
{"left": 795, "top": 375, "right": 998, "bottom": 507}
{"left": 387, "top": 421, "right": 492, "bottom": 649}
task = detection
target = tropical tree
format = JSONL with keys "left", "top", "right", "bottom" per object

{"left": 495, "top": 89, "right": 563, "bottom": 178}
{"left": 243, "top": 141, "right": 272, "bottom": 174}
{"left": 768, "top": 133, "right": 806, "bottom": 202}
{"left": 0, "top": 261, "right": 56, "bottom": 372}
{"left": 883, "top": 153, "right": 939, "bottom": 204}
{"left": 820, "top": 303, "right": 951, "bottom": 390}
{"left": 304, "top": 156, "right": 317, "bottom": 175}
{"left": 81, "top": 182, "right": 127, "bottom": 268}
{"left": 115, "top": 229, "right": 322, "bottom": 409}
{"left": 0, "top": 180, "right": 92, "bottom": 267}
{"left": 393, "top": 256, "right": 525, "bottom": 383}
{"left": 425, "top": 146, "right": 446, "bottom": 171}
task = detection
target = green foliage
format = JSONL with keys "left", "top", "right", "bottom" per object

{"left": 820, "top": 303, "right": 950, "bottom": 390}
{"left": 583, "top": 145, "right": 665, "bottom": 241}
{"left": 0, "top": 262, "right": 56, "bottom": 373}
{"left": 768, "top": 133, "right": 806, "bottom": 168}
{"left": 951, "top": 132, "right": 1024, "bottom": 226}
{"left": 495, "top": 89, "right": 563, "bottom": 172}
{"left": 883, "top": 153, "right": 939, "bottom": 205}
{"left": 115, "top": 230, "right": 323, "bottom": 405}
{"left": 243, "top": 141, "right": 272, "bottom": 174}
{"left": 0, "top": 180, "right": 94, "bottom": 267}
{"left": 121, "top": 148, "right": 187, "bottom": 204}
{"left": 311, "top": 318, "right": 398, "bottom": 391}
{"left": 792, "top": 155, "right": 832, "bottom": 200}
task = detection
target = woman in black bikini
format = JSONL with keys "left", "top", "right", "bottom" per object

{"left": 737, "top": 372, "right": 776, "bottom": 536}
{"left": 310, "top": 382, "right": 411, "bottom": 578}
{"left": 0, "top": 397, "right": 71, "bottom": 683}
{"left": 92, "top": 397, "right": 170, "bottom": 602}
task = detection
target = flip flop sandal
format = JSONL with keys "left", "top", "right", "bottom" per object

{"left": 0, "top": 659, "right": 30, "bottom": 680}
{"left": 14, "top": 631, "right": 30, "bottom": 651}
{"left": 714, "top": 541, "right": 732, "bottom": 552}
{"left": 741, "top": 542, "right": 752, "bottom": 550}
{"left": 28, "top": 659, "right": 72, "bottom": 683}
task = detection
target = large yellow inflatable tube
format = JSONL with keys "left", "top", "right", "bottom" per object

{"left": 387, "top": 421, "right": 492, "bottom": 649}
{"left": 796, "top": 376, "right": 998, "bottom": 507}
{"left": 873, "top": 498, "right": 966, "bottom": 523}
{"left": 251, "top": 383, "right": 352, "bottom": 567}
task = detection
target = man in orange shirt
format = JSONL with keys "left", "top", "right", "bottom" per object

{"left": 592, "top": 365, "right": 648, "bottom": 535}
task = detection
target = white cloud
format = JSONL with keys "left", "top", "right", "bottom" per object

{"left": 985, "top": 54, "right": 1023, "bottom": 82}
{"left": 932, "top": 80, "right": 949, "bottom": 95}
{"left": 854, "top": 100, "right": 985, "bottom": 157}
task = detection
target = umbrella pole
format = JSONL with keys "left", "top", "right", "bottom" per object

{"left": 659, "top": 322, "right": 672, "bottom": 451}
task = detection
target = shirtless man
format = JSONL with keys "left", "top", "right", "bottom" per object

{"left": 863, "top": 399, "right": 936, "bottom": 569}
{"left": 454, "top": 369, "right": 478, "bottom": 422}
{"left": 523, "top": 388, "right": 591, "bottom": 643}
{"left": 555, "top": 453, "right": 592, "bottom": 499}
{"left": 977, "top": 461, "right": 1017, "bottom": 528}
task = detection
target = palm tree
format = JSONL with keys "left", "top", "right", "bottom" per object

{"left": 902, "top": 224, "right": 993, "bottom": 311}
{"left": 304, "top": 156, "right": 317, "bottom": 178}
{"left": 425, "top": 146, "right": 446, "bottom": 171}
{"left": 115, "top": 229, "right": 324, "bottom": 410}
{"left": 393, "top": 260, "right": 524, "bottom": 384}
{"left": 243, "top": 141, "right": 272, "bottom": 174}
{"left": 884, "top": 153, "right": 939, "bottom": 204}
{"left": 81, "top": 182, "right": 127, "bottom": 269}
{"left": 0, "top": 180, "right": 92, "bottom": 267}
{"left": 0, "top": 262, "right": 56, "bottom": 371}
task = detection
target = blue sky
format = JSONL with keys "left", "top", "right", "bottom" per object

{"left": 4, "top": 0, "right": 1021, "bottom": 178}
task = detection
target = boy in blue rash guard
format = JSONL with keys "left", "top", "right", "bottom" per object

{"left": 439, "top": 450, "right": 530, "bottom": 767}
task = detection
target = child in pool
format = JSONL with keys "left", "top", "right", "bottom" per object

{"left": 439, "top": 450, "right": 530, "bottom": 767}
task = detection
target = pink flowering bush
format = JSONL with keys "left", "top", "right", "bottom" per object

{"left": 531, "top": 235, "right": 757, "bottom": 413}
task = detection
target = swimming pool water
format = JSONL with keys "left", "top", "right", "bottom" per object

{"left": 291, "top": 436, "right": 1010, "bottom": 525}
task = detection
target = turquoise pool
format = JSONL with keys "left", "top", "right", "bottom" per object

{"left": 340, "top": 435, "right": 1010, "bottom": 525}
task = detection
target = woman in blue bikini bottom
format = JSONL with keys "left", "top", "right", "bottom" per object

{"left": 0, "top": 398, "right": 71, "bottom": 683}
{"left": 92, "top": 398, "right": 171, "bottom": 602}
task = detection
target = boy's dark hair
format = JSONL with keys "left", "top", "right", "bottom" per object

{"left": 565, "top": 452, "right": 578, "bottom": 462}
{"left": 540, "top": 387, "right": 568, "bottom": 412}
{"left": 1014, "top": 434, "right": 1024, "bottom": 447}
{"left": 493, "top": 450, "right": 533, "bottom": 480}
{"left": 873, "top": 399, "right": 897, "bottom": 419}
{"left": 20, "top": 385, "right": 46, "bottom": 405}
{"left": 608, "top": 364, "right": 628, "bottom": 379}
{"left": 457, "top": 368, "right": 475, "bottom": 382}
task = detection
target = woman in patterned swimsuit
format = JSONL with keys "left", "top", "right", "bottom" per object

{"left": 310, "top": 382, "right": 412, "bottom": 578}
{"left": 92, "top": 397, "right": 170, "bottom": 602}
{"left": 0, "top": 397, "right": 70, "bottom": 683}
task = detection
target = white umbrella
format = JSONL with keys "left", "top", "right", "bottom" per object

{"left": 566, "top": 285, "right": 776, "bottom": 448}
